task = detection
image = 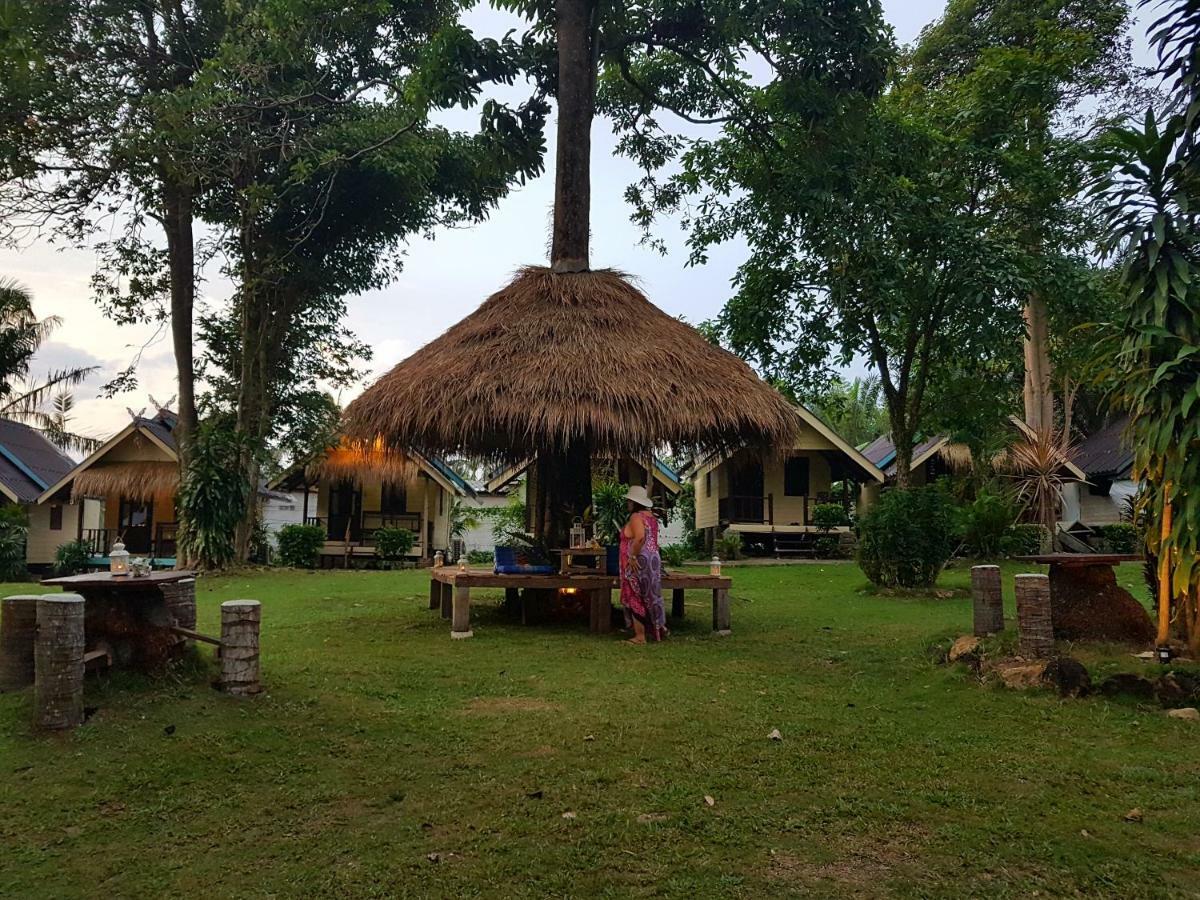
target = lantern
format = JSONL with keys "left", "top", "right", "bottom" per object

{"left": 458, "top": 553, "right": 468, "bottom": 573}
{"left": 110, "top": 540, "right": 129, "bottom": 576}
{"left": 1156, "top": 645, "right": 1173, "bottom": 665}
{"left": 710, "top": 555, "right": 722, "bottom": 577}
{"left": 434, "top": 550, "right": 444, "bottom": 568}
{"left": 570, "top": 517, "right": 587, "bottom": 549}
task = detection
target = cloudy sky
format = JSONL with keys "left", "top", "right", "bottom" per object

{"left": 0, "top": 1, "right": 1151, "bottom": 443}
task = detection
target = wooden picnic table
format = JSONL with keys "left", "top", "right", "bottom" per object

{"left": 552, "top": 546, "right": 608, "bottom": 575}
{"left": 428, "top": 567, "right": 732, "bottom": 639}
{"left": 40, "top": 571, "right": 198, "bottom": 669}
{"left": 1013, "top": 553, "right": 1154, "bottom": 643}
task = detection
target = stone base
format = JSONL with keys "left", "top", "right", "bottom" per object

{"left": 714, "top": 629, "right": 732, "bottom": 637}
{"left": 451, "top": 630, "right": 474, "bottom": 640}
{"left": 1050, "top": 564, "right": 1155, "bottom": 644}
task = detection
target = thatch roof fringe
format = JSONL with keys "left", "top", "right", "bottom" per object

{"left": 343, "top": 267, "right": 798, "bottom": 460}
{"left": 309, "top": 443, "right": 420, "bottom": 486}
{"left": 71, "top": 462, "right": 179, "bottom": 502}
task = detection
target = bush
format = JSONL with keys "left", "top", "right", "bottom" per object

{"left": 1002, "top": 523, "right": 1047, "bottom": 557}
{"left": 276, "top": 524, "right": 325, "bottom": 568}
{"left": 176, "top": 421, "right": 251, "bottom": 569}
{"left": 0, "top": 505, "right": 27, "bottom": 581}
{"left": 374, "top": 527, "right": 415, "bottom": 561}
{"left": 857, "top": 486, "right": 956, "bottom": 588}
{"left": 591, "top": 478, "right": 628, "bottom": 545}
{"left": 814, "top": 535, "right": 843, "bottom": 559}
{"left": 958, "top": 491, "right": 1016, "bottom": 558}
{"left": 811, "top": 503, "right": 850, "bottom": 532}
{"left": 660, "top": 543, "right": 690, "bottom": 567}
{"left": 1092, "top": 523, "right": 1139, "bottom": 554}
{"left": 488, "top": 492, "right": 528, "bottom": 546}
{"left": 53, "top": 539, "right": 92, "bottom": 576}
{"left": 715, "top": 529, "right": 743, "bottom": 561}
{"left": 466, "top": 549, "right": 493, "bottom": 565}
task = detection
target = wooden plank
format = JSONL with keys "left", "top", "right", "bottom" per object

{"left": 41, "top": 570, "right": 196, "bottom": 589}
{"left": 168, "top": 625, "right": 222, "bottom": 647}
{"left": 440, "top": 581, "right": 452, "bottom": 620}
{"left": 428, "top": 578, "right": 439, "bottom": 610}
{"left": 430, "top": 568, "right": 730, "bottom": 591}
{"left": 712, "top": 588, "right": 731, "bottom": 635}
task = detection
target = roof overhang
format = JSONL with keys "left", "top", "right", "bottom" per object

{"left": 36, "top": 421, "right": 178, "bottom": 504}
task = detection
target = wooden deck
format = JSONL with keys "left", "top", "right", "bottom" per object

{"left": 428, "top": 567, "right": 733, "bottom": 638}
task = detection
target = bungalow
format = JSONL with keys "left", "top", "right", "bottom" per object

{"left": 692, "top": 405, "right": 885, "bottom": 554}
{"left": 0, "top": 419, "right": 102, "bottom": 570}
{"left": 1060, "top": 416, "right": 1137, "bottom": 527}
{"left": 859, "top": 433, "right": 972, "bottom": 486}
{"left": 37, "top": 409, "right": 181, "bottom": 566}
{"left": 270, "top": 444, "right": 472, "bottom": 565}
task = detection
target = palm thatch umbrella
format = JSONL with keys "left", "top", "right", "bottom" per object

{"left": 344, "top": 0, "right": 797, "bottom": 543}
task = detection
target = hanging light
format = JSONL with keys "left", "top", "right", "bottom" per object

{"left": 109, "top": 540, "right": 129, "bottom": 576}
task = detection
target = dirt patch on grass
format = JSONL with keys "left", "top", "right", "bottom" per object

{"left": 463, "top": 696, "right": 559, "bottom": 715}
{"left": 765, "top": 824, "right": 929, "bottom": 894}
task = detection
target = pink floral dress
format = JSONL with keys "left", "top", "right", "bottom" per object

{"left": 619, "top": 510, "right": 666, "bottom": 640}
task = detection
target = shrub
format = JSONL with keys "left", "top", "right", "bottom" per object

{"left": 53, "top": 539, "right": 92, "bottom": 576}
{"left": 1093, "top": 523, "right": 1139, "bottom": 554}
{"left": 591, "top": 478, "right": 629, "bottom": 545}
{"left": 488, "top": 492, "right": 528, "bottom": 546}
{"left": 276, "top": 523, "right": 325, "bottom": 568}
{"left": 857, "top": 486, "right": 956, "bottom": 588}
{"left": 958, "top": 491, "right": 1016, "bottom": 558}
{"left": 467, "top": 549, "right": 493, "bottom": 565}
{"left": 811, "top": 502, "right": 849, "bottom": 532}
{"left": 176, "top": 422, "right": 250, "bottom": 569}
{"left": 814, "top": 535, "right": 842, "bottom": 559}
{"left": 660, "top": 543, "right": 690, "bottom": 567}
{"left": 715, "top": 529, "right": 743, "bottom": 561}
{"left": 0, "top": 505, "right": 27, "bottom": 581}
{"left": 1002, "top": 523, "right": 1047, "bottom": 557}
{"left": 374, "top": 527, "right": 415, "bottom": 561}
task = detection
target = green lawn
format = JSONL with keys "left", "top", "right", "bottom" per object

{"left": 1, "top": 562, "right": 1197, "bottom": 898}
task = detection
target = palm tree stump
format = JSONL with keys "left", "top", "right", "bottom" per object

{"left": 1, "top": 595, "right": 39, "bottom": 691}
{"left": 1015, "top": 574, "right": 1054, "bottom": 659}
{"left": 971, "top": 566, "right": 1004, "bottom": 636}
{"left": 219, "top": 600, "right": 262, "bottom": 695}
{"left": 1048, "top": 563, "right": 1154, "bottom": 644}
{"left": 34, "top": 593, "right": 86, "bottom": 730}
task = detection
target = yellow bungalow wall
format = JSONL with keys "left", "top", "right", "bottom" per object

{"left": 25, "top": 499, "right": 102, "bottom": 565}
{"left": 314, "top": 473, "right": 454, "bottom": 555}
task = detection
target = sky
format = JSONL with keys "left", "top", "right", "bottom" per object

{"left": 0, "top": 0, "right": 1152, "bottom": 444}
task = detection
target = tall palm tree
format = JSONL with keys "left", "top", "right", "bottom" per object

{"left": 0, "top": 278, "right": 99, "bottom": 452}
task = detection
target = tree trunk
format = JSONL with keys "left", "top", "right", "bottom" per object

{"left": 163, "top": 180, "right": 198, "bottom": 568}
{"left": 892, "top": 424, "right": 914, "bottom": 490}
{"left": 550, "top": 0, "right": 595, "bottom": 273}
{"left": 1022, "top": 291, "right": 1054, "bottom": 430}
{"left": 532, "top": 443, "right": 592, "bottom": 548}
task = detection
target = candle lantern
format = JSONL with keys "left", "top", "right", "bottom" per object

{"left": 570, "top": 517, "right": 587, "bottom": 549}
{"left": 109, "top": 540, "right": 129, "bottom": 576}
{"left": 710, "top": 555, "right": 722, "bottom": 577}
{"left": 458, "top": 553, "right": 468, "bottom": 573}
{"left": 1156, "top": 645, "right": 1173, "bottom": 665}
{"left": 434, "top": 550, "right": 444, "bottom": 568}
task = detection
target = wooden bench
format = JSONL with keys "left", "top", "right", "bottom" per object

{"left": 428, "top": 568, "right": 732, "bottom": 638}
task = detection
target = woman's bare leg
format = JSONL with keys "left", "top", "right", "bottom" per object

{"left": 627, "top": 619, "right": 646, "bottom": 644}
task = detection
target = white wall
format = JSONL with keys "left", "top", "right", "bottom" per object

{"left": 261, "top": 490, "right": 314, "bottom": 537}
{"left": 460, "top": 493, "right": 510, "bottom": 552}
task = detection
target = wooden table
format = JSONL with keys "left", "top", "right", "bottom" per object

{"left": 41, "top": 571, "right": 198, "bottom": 669}
{"left": 428, "top": 567, "right": 732, "bottom": 638}
{"left": 553, "top": 546, "right": 608, "bottom": 575}
{"left": 1014, "top": 554, "right": 1154, "bottom": 643}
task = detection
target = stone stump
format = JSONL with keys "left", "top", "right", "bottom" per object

{"left": 219, "top": 600, "right": 262, "bottom": 696}
{"left": 1015, "top": 574, "right": 1054, "bottom": 659}
{"left": 1, "top": 595, "right": 39, "bottom": 691}
{"left": 35, "top": 593, "right": 86, "bottom": 729}
{"left": 971, "top": 566, "right": 1004, "bottom": 636}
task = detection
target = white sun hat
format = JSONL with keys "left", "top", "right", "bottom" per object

{"left": 625, "top": 485, "right": 654, "bottom": 508}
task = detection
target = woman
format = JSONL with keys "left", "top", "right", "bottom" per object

{"left": 619, "top": 485, "right": 667, "bottom": 643}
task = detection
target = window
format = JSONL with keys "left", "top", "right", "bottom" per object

{"left": 705, "top": 472, "right": 712, "bottom": 498}
{"left": 49, "top": 505, "right": 63, "bottom": 531}
{"left": 784, "top": 456, "right": 810, "bottom": 497}
{"left": 381, "top": 481, "right": 407, "bottom": 514}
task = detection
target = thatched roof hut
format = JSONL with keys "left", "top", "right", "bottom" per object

{"left": 343, "top": 266, "right": 797, "bottom": 462}
{"left": 71, "top": 461, "right": 179, "bottom": 502}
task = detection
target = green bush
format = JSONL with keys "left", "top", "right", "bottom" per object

{"left": 374, "top": 527, "right": 415, "bottom": 561}
{"left": 467, "top": 549, "right": 494, "bottom": 565}
{"left": 715, "top": 529, "right": 743, "bottom": 561}
{"left": 1002, "top": 523, "right": 1047, "bottom": 557}
{"left": 176, "top": 422, "right": 250, "bottom": 569}
{"left": 591, "top": 479, "right": 629, "bottom": 545}
{"left": 958, "top": 491, "right": 1016, "bottom": 558}
{"left": 857, "top": 486, "right": 956, "bottom": 588}
{"left": 814, "top": 535, "right": 843, "bottom": 559}
{"left": 660, "top": 543, "right": 690, "bottom": 567}
{"left": 811, "top": 503, "right": 850, "bottom": 531}
{"left": 276, "top": 523, "right": 325, "bottom": 568}
{"left": 0, "top": 505, "right": 27, "bottom": 581}
{"left": 53, "top": 539, "right": 92, "bottom": 576}
{"left": 1092, "top": 523, "right": 1139, "bottom": 554}
{"left": 487, "top": 492, "right": 528, "bottom": 546}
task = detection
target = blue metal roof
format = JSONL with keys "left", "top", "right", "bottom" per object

{"left": 425, "top": 455, "right": 475, "bottom": 497}
{"left": 654, "top": 458, "right": 682, "bottom": 488}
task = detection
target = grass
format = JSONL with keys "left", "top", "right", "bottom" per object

{"left": 1, "top": 562, "right": 1198, "bottom": 897}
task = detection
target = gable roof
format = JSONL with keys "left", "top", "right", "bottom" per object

{"left": 484, "top": 455, "right": 685, "bottom": 495}
{"left": 1073, "top": 416, "right": 1134, "bottom": 480}
{"left": 860, "top": 433, "right": 951, "bottom": 478}
{"left": 0, "top": 419, "right": 78, "bottom": 504}
{"left": 37, "top": 410, "right": 179, "bottom": 504}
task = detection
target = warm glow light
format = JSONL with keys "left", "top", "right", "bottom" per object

{"left": 560, "top": 587, "right": 578, "bottom": 595}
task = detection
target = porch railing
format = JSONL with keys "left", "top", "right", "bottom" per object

{"left": 80, "top": 524, "right": 179, "bottom": 560}
{"left": 305, "top": 513, "right": 422, "bottom": 545}
{"left": 719, "top": 494, "right": 773, "bottom": 524}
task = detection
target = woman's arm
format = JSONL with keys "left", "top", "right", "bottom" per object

{"left": 628, "top": 512, "right": 646, "bottom": 559}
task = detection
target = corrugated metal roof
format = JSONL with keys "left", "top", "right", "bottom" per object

{"left": 0, "top": 419, "right": 77, "bottom": 503}
{"left": 858, "top": 433, "right": 946, "bottom": 478}
{"left": 1073, "top": 417, "right": 1134, "bottom": 479}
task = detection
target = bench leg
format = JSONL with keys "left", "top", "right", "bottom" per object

{"left": 712, "top": 588, "right": 731, "bottom": 635}
{"left": 671, "top": 588, "right": 685, "bottom": 619}
{"left": 440, "top": 582, "right": 452, "bottom": 620}
{"left": 589, "top": 590, "right": 613, "bottom": 634}
{"left": 451, "top": 585, "right": 472, "bottom": 639}
{"left": 429, "top": 579, "right": 440, "bottom": 611}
